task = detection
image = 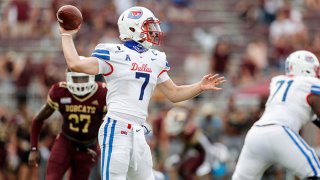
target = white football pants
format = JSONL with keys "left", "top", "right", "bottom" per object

{"left": 232, "top": 125, "right": 320, "bottom": 180}
{"left": 98, "top": 116, "right": 155, "bottom": 180}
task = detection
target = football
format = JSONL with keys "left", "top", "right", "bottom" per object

{"left": 56, "top": 5, "right": 82, "bottom": 30}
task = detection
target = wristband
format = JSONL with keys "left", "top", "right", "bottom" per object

{"left": 61, "top": 33, "right": 72, "bottom": 36}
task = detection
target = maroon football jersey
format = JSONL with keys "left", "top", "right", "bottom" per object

{"left": 47, "top": 82, "right": 107, "bottom": 143}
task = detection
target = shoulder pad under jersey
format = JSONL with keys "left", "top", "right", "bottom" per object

{"left": 91, "top": 43, "right": 123, "bottom": 61}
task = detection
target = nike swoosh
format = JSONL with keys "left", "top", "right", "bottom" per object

{"left": 136, "top": 129, "right": 141, "bottom": 132}
{"left": 151, "top": 58, "right": 156, "bottom": 61}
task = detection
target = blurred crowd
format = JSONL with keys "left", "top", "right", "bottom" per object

{"left": 0, "top": 0, "right": 320, "bottom": 179}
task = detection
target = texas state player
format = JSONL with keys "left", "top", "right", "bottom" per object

{"left": 28, "top": 70, "right": 107, "bottom": 180}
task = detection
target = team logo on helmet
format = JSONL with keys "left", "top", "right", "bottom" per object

{"left": 305, "top": 55, "right": 315, "bottom": 63}
{"left": 128, "top": 9, "right": 143, "bottom": 19}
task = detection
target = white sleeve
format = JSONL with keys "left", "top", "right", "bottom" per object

{"left": 157, "top": 72, "right": 170, "bottom": 84}
{"left": 98, "top": 59, "right": 112, "bottom": 75}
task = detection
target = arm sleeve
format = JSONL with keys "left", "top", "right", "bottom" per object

{"left": 163, "top": 61, "right": 171, "bottom": 72}
{"left": 157, "top": 59, "right": 170, "bottom": 84}
{"left": 311, "top": 85, "right": 320, "bottom": 95}
{"left": 97, "top": 59, "right": 113, "bottom": 75}
{"left": 30, "top": 119, "right": 44, "bottom": 151}
{"left": 91, "top": 44, "right": 113, "bottom": 75}
{"left": 157, "top": 72, "right": 170, "bottom": 84}
{"left": 91, "top": 48, "right": 110, "bottom": 61}
{"left": 47, "top": 84, "right": 60, "bottom": 110}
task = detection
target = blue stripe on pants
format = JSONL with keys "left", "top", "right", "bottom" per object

{"left": 289, "top": 129, "right": 320, "bottom": 169}
{"left": 101, "top": 117, "right": 111, "bottom": 180}
{"left": 106, "top": 120, "right": 117, "bottom": 180}
{"left": 283, "top": 126, "right": 317, "bottom": 176}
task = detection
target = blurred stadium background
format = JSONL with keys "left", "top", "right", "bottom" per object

{"left": 0, "top": 0, "right": 320, "bottom": 179}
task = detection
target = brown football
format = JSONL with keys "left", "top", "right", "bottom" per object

{"left": 56, "top": 5, "right": 82, "bottom": 30}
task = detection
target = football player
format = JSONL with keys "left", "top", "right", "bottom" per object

{"left": 58, "top": 6, "right": 226, "bottom": 180}
{"left": 164, "top": 106, "right": 229, "bottom": 180}
{"left": 28, "top": 69, "right": 107, "bottom": 180}
{"left": 232, "top": 50, "right": 320, "bottom": 180}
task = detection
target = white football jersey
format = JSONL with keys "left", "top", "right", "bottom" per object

{"left": 92, "top": 41, "right": 170, "bottom": 122}
{"left": 255, "top": 75, "right": 320, "bottom": 132}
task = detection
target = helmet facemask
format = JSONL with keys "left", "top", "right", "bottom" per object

{"left": 140, "top": 19, "right": 163, "bottom": 47}
{"left": 66, "top": 72, "right": 96, "bottom": 96}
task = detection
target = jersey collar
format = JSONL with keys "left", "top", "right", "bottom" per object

{"left": 124, "top": 40, "right": 148, "bottom": 53}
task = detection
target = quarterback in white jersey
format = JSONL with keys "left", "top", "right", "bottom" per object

{"left": 232, "top": 50, "right": 320, "bottom": 180}
{"left": 91, "top": 42, "right": 170, "bottom": 123}
{"left": 58, "top": 6, "right": 226, "bottom": 180}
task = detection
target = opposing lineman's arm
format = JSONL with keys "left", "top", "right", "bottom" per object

{"left": 307, "top": 94, "right": 320, "bottom": 128}
{"left": 157, "top": 74, "right": 226, "bottom": 103}
{"left": 59, "top": 26, "right": 100, "bottom": 75}
{"left": 28, "top": 103, "right": 55, "bottom": 167}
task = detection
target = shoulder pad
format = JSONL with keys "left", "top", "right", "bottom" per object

{"left": 308, "top": 77, "right": 320, "bottom": 95}
{"left": 270, "top": 75, "right": 283, "bottom": 82}
{"left": 307, "top": 77, "right": 320, "bottom": 86}
{"left": 152, "top": 50, "right": 170, "bottom": 71}
{"left": 49, "top": 82, "right": 67, "bottom": 96}
{"left": 47, "top": 82, "right": 66, "bottom": 110}
{"left": 94, "top": 43, "right": 122, "bottom": 52}
{"left": 58, "top": 82, "right": 67, "bottom": 88}
{"left": 150, "top": 49, "right": 166, "bottom": 59}
{"left": 92, "top": 43, "right": 123, "bottom": 61}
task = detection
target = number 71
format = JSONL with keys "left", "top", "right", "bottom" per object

{"left": 269, "top": 80, "right": 294, "bottom": 102}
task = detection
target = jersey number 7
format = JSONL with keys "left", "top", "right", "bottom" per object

{"left": 136, "top": 72, "right": 150, "bottom": 100}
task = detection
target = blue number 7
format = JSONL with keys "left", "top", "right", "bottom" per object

{"left": 136, "top": 72, "right": 150, "bottom": 100}
{"left": 269, "top": 80, "right": 293, "bottom": 102}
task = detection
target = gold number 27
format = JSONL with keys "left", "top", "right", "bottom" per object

{"left": 68, "top": 114, "right": 91, "bottom": 133}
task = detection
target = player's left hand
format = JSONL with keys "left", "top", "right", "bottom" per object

{"left": 200, "top": 74, "right": 226, "bottom": 91}
{"left": 28, "top": 150, "right": 40, "bottom": 167}
{"left": 87, "top": 148, "right": 97, "bottom": 162}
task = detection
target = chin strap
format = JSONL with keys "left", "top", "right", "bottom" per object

{"left": 139, "top": 41, "right": 152, "bottom": 49}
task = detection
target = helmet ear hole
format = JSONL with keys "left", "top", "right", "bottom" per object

{"left": 129, "top": 27, "right": 135, "bottom": 32}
